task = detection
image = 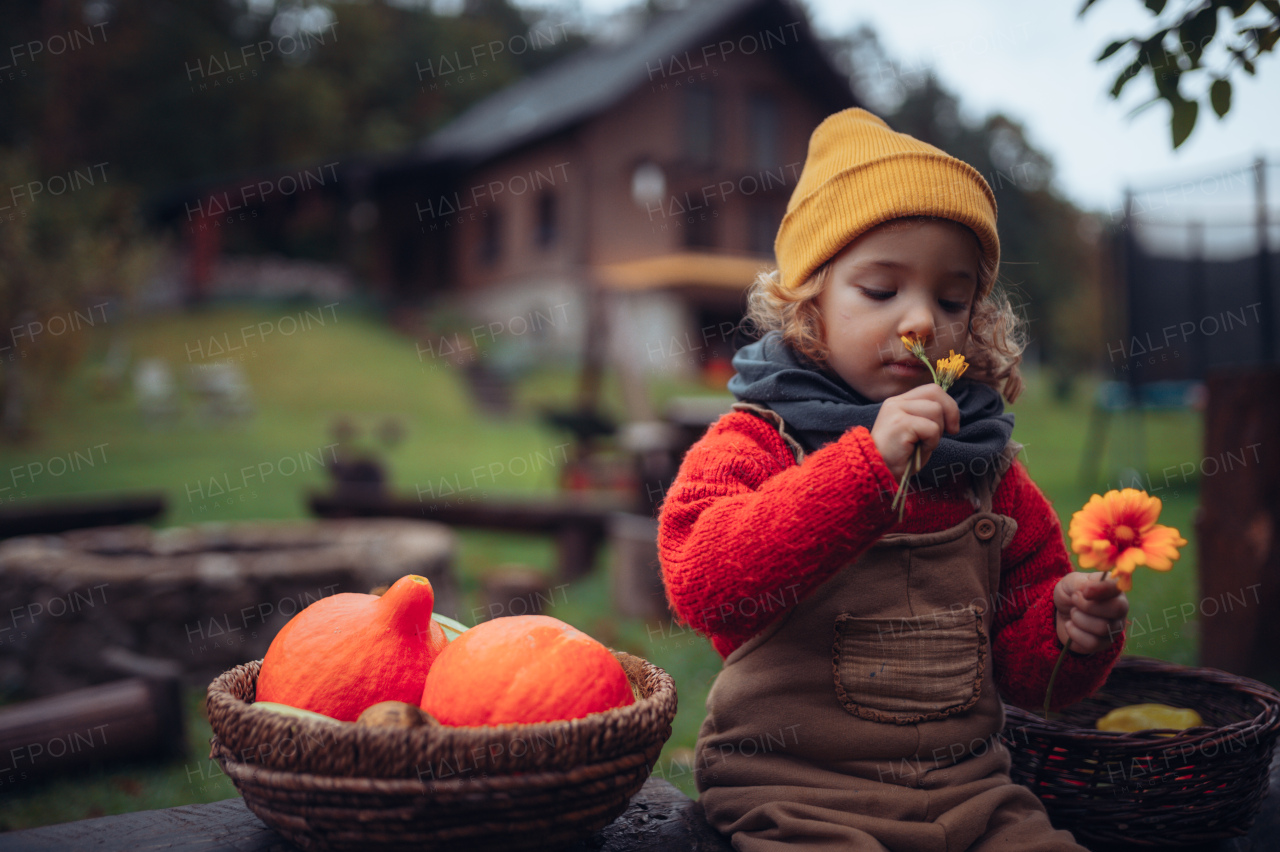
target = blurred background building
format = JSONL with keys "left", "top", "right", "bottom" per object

{"left": 151, "top": 0, "right": 857, "bottom": 381}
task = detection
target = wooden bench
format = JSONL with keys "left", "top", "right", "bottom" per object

{"left": 307, "top": 488, "right": 638, "bottom": 581}
{"left": 0, "top": 491, "right": 166, "bottom": 539}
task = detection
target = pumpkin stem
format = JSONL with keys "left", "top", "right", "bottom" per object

{"left": 379, "top": 574, "right": 436, "bottom": 637}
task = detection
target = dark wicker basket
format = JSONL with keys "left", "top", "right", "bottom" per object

{"left": 1000, "top": 655, "right": 1280, "bottom": 848}
{"left": 206, "top": 651, "right": 677, "bottom": 851}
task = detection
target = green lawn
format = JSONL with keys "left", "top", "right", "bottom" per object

{"left": 0, "top": 302, "right": 1205, "bottom": 828}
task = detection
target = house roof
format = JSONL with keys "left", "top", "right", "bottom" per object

{"left": 417, "top": 0, "right": 856, "bottom": 169}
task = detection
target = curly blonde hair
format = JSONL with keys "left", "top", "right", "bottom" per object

{"left": 744, "top": 216, "right": 1027, "bottom": 404}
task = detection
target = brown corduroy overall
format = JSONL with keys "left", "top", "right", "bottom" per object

{"left": 693, "top": 403, "right": 1089, "bottom": 852}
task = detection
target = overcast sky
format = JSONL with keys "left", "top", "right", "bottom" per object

{"left": 509, "top": 0, "right": 1279, "bottom": 225}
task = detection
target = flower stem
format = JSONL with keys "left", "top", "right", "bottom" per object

{"left": 888, "top": 341, "right": 950, "bottom": 520}
{"left": 891, "top": 445, "right": 921, "bottom": 521}
{"left": 1043, "top": 637, "right": 1072, "bottom": 721}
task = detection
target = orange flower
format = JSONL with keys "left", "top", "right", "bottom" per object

{"left": 1067, "top": 488, "right": 1187, "bottom": 592}
{"left": 1047, "top": 487, "right": 1186, "bottom": 719}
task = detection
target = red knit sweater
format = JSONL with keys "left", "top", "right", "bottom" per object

{"left": 656, "top": 410, "right": 1125, "bottom": 712}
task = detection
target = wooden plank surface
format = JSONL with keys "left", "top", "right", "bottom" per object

{"left": 0, "top": 798, "right": 285, "bottom": 851}
{"left": 0, "top": 777, "right": 733, "bottom": 852}
{"left": 6, "top": 757, "right": 1279, "bottom": 851}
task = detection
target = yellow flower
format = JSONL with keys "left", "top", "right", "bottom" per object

{"left": 934, "top": 350, "right": 969, "bottom": 390}
{"left": 1067, "top": 488, "right": 1188, "bottom": 592}
{"left": 900, "top": 332, "right": 928, "bottom": 360}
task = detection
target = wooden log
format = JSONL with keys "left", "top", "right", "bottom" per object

{"left": 478, "top": 564, "right": 557, "bottom": 622}
{"left": 0, "top": 676, "right": 184, "bottom": 783}
{"left": 0, "top": 492, "right": 166, "bottom": 539}
{"left": 609, "top": 512, "right": 670, "bottom": 622}
{"left": 1197, "top": 366, "right": 1280, "bottom": 682}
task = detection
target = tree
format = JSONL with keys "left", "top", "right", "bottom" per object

{"left": 0, "top": 0, "right": 593, "bottom": 198}
{"left": 0, "top": 0, "right": 593, "bottom": 439}
{"left": 0, "top": 149, "right": 158, "bottom": 441}
{"left": 1080, "top": 0, "right": 1279, "bottom": 148}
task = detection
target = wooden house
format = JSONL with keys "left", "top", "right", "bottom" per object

{"left": 149, "top": 0, "right": 860, "bottom": 383}
{"left": 361, "top": 0, "right": 859, "bottom": 380}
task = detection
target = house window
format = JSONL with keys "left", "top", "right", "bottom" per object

{"left": 748, "top": 92, "right": 779, "bottom": 169}
{"left": 536, "top": 192, "right": 557, "bottom": 248}
{"left": 684, "top": 87, "right": 715, "bottom": 166}
{"left": 749, "top": 203, "right": 782, "bottom": 256}
{"left": 684, "top": 208, "right": 716, "bottom": 249}
{"left": 480, "top": 207, "right": 501, "bottom": 265}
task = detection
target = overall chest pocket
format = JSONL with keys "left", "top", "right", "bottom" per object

{"left": 832, "top": 605, "right": 987, "bottom": 725}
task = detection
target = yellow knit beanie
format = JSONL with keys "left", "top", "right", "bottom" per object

{"left": 775, "top": 107, "right": 1000, "bottom": 301}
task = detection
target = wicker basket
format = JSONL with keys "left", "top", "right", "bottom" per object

{"left": 1000, "top": 655, "right": 1280, "bottom": 848}
{"left": 206, "top": 651, "right": 677, "bottom": 851}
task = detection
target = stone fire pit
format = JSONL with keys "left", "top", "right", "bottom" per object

{"left": 0, "top": 519, "right": 457, "bottom": 697}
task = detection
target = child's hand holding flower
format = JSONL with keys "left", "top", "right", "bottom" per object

{"left": 1052, "top": 487, "right": 1185, "bottom": 655}
{"left": 1052, "top": 572, "right": 1128, "bottom": 655}
{"left": 871, "top": 383, "right": 960, "bottom": 483}
{"left": 882, "top": 334, "right": 969, "bottom": 521}
{"left": 1042, "top": 487, "right": 1188, "bottom": 717}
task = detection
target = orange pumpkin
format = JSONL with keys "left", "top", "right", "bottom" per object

{"left": 257, "top": 574, "right": 448, "bottom": 721}
{"left": 420, "top": 614, "right": 634, "bottom": 726}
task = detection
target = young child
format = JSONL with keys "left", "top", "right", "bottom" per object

{"left": 657, "top": 108, "right": 1129, "bottom": 851}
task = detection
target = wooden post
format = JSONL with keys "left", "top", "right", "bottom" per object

{"left": 1196, "top": 367, "right": 1280, "bottom": 682}
{"left": 1187, "top": 220, "right": 1207, "bottom": 378}
{"left": 1200, "top": 157, "right": 1280, "bottom": 682}
{"left": 1197, "top": 159, "right": 1278, "bottom": 680}
{"left": 479, "top": 565, "right": 555, "bottom": 622}
{"left": 1255, "top": 157, "right": 1273, "bottom": 363}
{"left": 555, "top": 522, "right": 604, "bottom": 582}
{"left": 563, "top": 271, "right": 609, "bottom": 490}
{"left": 608, "top": 512, "right": 670, "bottom": 622}
{"left": 1079, "top": 190, "right": 1134, "bottom": 488}
{"left": 575, "top": 271, "right": 608, "bottom": 418}
{"left": 1120, "top": 188, "right": 1148, "bottom": 475}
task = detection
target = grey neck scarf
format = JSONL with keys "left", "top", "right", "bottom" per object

{"left": 726, "top": 330, "right": 1015, "bottom": 488}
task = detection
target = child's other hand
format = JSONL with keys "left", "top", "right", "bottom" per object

{"left": 1053, "top": 572, "right": 1129, "bottom": 655}
{"left": 871, "top": 383, "right": 960, "bottom": 482}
